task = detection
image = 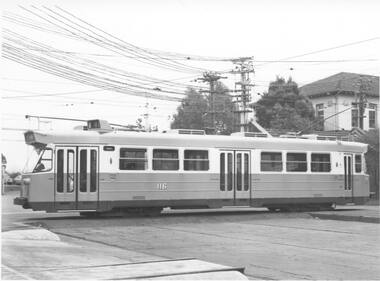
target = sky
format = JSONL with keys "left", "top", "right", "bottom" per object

{"left": 1, "top": 0, "right": 379, "bottom": 172}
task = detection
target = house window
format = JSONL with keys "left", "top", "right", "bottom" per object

{"left": 316, "top": 104, "right": 324, "bottom": 118}
{"left": 351, "top": 109, "right": 359, "bottom": 128}
{"left": 369, "top": 104, "right": 377, "bottom": 128}
{"left": 184, "top": 150, "right": 209, "bottom": 171}
{"left": 311, "top": 153, "right": 331, "bottom": 172}
{"left": 316, "top": 104, "right": 324, "bottom": 130}
{"left": 261, "top": 152, "right": 282, "bottom": 172}
{"left": 120, "top": 148, "right": 147, "bottom": 170}
{"left": 351, "top": 102, "right": 362, "bottom": 128}
{"left": 153, "top": 149, "right": 179, "bottom": 170}
{"left": 286, "top": 153, "right": 307, "bottom": 172}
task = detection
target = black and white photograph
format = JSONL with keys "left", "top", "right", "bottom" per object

{"left": 1, "top": 0, "right": 379, "bottom": 279}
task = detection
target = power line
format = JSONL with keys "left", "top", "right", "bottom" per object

{"left": 254, "top": 37, "right": 380, "bottom": 68}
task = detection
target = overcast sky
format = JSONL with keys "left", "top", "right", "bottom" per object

{"left": 2, "top": 0, "right": 379, "bottom": 171}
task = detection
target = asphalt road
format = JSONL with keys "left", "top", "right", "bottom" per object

{"left": 2, "top": 191, "right": 380, "bottom": 280}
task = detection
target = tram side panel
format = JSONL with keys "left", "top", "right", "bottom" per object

{"left": 250, "top": 150, "right": 368, "bottom": 207}
{"left": 97, "top": 147, "right": 222, "bottom": 211}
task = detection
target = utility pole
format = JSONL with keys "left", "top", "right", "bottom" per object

{"left": 354, "top": 75, "right": 371, "bottom": 130}
{"left": 197, "top": 72, "right": 227, "bottom": 134}
{"left": 230, "top": 57, "right": 255, "bottom": 132}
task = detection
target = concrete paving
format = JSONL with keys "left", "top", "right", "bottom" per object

{"left": 2, "top": 227, "right": 246, "bottom": 280}
{"left": 310, "top": 205, "right": 380, "bottom": 223}
{"left": 20, "top": 211, "right": 379, "bottom": 280}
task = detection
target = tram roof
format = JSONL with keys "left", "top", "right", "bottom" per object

{"left": 24, "top": 129, "right": 367, "bottom": 153}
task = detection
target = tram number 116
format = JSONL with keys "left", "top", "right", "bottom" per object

{"left": 157, "top": 183, "right": 168, "bottom": 190}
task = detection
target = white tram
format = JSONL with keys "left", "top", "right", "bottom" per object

{"left": 14, "top": 119, "right": 370, "bottom": 214}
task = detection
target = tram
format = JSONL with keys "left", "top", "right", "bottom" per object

{"left": 14, "top": 119, "right": 369, "bottom": 214}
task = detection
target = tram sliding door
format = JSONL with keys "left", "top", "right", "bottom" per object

{"left": 219, "top": 150, "right": 250, "bottom": 205}
{"left": 55, "top": 146, "right": 99, "bottom": 210}
{"left": 77, "top": 147, "right": 99, "bottom": 210}
{"left": 55, "top": 147, "right": 77, "bottom": 210}
{"left": 343, "top": 154, "right": 354, "bottom": 201}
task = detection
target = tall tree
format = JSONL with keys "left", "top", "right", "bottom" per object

{"left": 253, "top": 76, "right": 319, "bottom": 132}
{"left": 171, "top": 83, "right": 235, "bottom": 134}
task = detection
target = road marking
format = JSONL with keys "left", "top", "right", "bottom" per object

{"left": 2, "top": 264, "right": 34, "bottom": 280}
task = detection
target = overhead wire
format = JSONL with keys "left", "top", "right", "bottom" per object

{"left": 3, "top": 41, "right": 184, "bottom": 101}
{"left": 21, "top": 6, "right": 208, "bottom": 75}
{"left": 3, "top": 28, "right": 198, "bottom": 93}
{"left": 2, "top": 16, "right": 208, "bottom": 92}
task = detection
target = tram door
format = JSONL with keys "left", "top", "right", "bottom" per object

{"left": 55, "top": 146, "right": 99, "bottom": 210}
{"left": 343, "top": 154, "right": 354, "bottom": 201}
{"left": 220, "top": 150, "right": 251, "bottom": 205}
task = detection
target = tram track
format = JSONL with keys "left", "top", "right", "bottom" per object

{"left": 147, "top": 224, "right": 379, "bottom": 259}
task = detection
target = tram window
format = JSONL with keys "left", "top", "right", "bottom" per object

{"left": 227, "top": 153, "right": 233, "bottom": 191}
{"left": 90, "top": 150, "right": 97, "bottom": 192}
{"left": 311, "top": 153, "right": 331, "bottom": 172}
{"left": 261, "top": 152, "right": 282, "bottom": 172}
{"left": 220, "top": 153, "right": 225, "bottom": 191}
{"left": 355, "top": 154, "right": 362, "bottom": 173}
{"left": 236, "top": 154, "right": 242, "bottom": 191}
{"left": 153, "top": 149, "right": 179, "bottom": 170}
{"left": 67, "top": 150, "right": 75, "bottom": 193}
{"left": 80, "top": 150, "right": 87, "bottom": 192}
{"left": 57, "top": 150, "right": 64, "bottom": 193}
{"left": 286, "top": 153, "right": 307, "bottom": 172}
{"left": 33, "top": 149, "right": 52, "bottom": 173}
{"left": 244, "top": 154, "right": 249, "bottom": 191}
{"left": 120, "top": 148, "right": 147, "bottom": 170}
{"left": 184, "top": 150, "right": 209, "bottom": 171}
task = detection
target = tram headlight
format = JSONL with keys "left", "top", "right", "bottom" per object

{"left": 23, "top": 178, "right": 31, "bottom": 185}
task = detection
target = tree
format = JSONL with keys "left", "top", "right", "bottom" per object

{"left": 171, "top": 83, "right": 235, "bottom": 134}
{"left": 253, "top": 76, "right": 320, "bottom": 132}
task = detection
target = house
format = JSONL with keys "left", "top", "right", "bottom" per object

{"left": 299, "top": 72, "right": 379, "bottom": 131}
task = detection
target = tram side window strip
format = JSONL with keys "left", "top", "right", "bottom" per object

{"left": 120, "top": 148, "right": 147, "bottom": 170}
{"left": 57, "top": 150, "right": 64, "bottom": 193}
{"left": 220, "top": 153, "right": 225, "bottom": 191}
{"left": 184, "top": 150, "right": 209, "bottom": 171}
{"left": 80, "top": 150, "right": 87, "bottom": 192}
{"left": 355, "top": 154, "right": 362, "bottom": 173}
{"left": 67, "top": 150, "right": 75, "bottom": 193}
{"left": 286, "top": 153, "right": 307, "bottom": 172}
{"left": 90, "top": 150, "right": 97, "bottom": 192}
{"left": 227, "top": 153, "right": 233, "bottom": 191}
{"left": 261, "top": 152, "right": 282, "bottom": 172}
{"left": 236, "top": 153, "right": 242, "bottom": 191}
{"left": 153, "top": 149, "right": 179, "bottom": 170}
{"left": 311, "top": 153, "right": 331, "bottom": 172}
{"left": 244, "top": 154, "right": 249, "bottom": 191}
